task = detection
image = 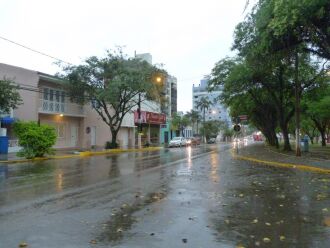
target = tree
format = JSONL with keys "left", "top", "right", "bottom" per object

{"left": 300, "top": 117, "right": 319, "bottom": 145}
{"left": 58, "top": 49, "right": 166, "bottom": 148}
{"left": 185, "top": 110, "right": 201, "bottom": 135}
{"left": 196, "top": 97, "right": 212, "bottom": 143}
{"left": 171, "top": 112, "right": 189, "bottom": 137}
{"left": 0, "top": 79, "right": 22, "bottom": 113}
{"left": 264, "top": 0, "right": 330, "bottom": 60}
{"left": 209, "top": 58, "right": 281, "bottom": 148}
{"left": 200, "top": 120, "right": 223, "bottom": 141}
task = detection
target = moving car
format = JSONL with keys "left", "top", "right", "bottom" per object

{"left": 169, "top": 137, "right": 187, "bottom": 147}
{"left": 186, "top": 137, "right": 201, "bottom": 146}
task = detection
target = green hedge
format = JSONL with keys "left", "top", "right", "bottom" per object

{"left": 13, "top": 121, "right": 57, "bottom": 159}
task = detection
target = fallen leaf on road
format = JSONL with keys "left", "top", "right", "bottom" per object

{"left": 323, "top": 217, "right": 330, "bottom": 226}
{"left": 251, "top": 219, "right": 258, "bottom": 224}
{"left": 263, "top": 237, "right": 271, "bottom": 243}
{"left": 280, "top": 235, "right": 285, "bottom": 241}
{"left": 239, "top": 194, "right": 244, "bottom": 198}
{"left": 265, "top": 222, "right": 271, "bottom": 226}
{"left": 316, "top": 194, "right": 327, "bottom": 201}
{"left": 19, "top": 242, "right": 28, "bottom": 248}
{"left": 236, "top": 245, "right": 245, "bottom": 248}
{"left": 90, "top": 240, "right": 97, "bottom": 244}
{"left": 225, "top": 219, "right": 230, "bottom": 224}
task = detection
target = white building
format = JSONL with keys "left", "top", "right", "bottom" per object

{"left": 192, "top": 78, "right": 231, "bottom": 126}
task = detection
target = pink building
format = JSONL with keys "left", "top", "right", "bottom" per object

{"left": 0, "top": 63, "right": 164, "bottom": 152}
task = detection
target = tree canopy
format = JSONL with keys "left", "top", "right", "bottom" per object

{"left": 0, "top": 79, "right": 22, "bottom": 113}
{"left": 58, "top": 49, "right": 166, "bottom": 148}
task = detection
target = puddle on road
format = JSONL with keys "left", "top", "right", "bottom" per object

{"left": 96, "top": 191, "right": 167, "bottom": 244}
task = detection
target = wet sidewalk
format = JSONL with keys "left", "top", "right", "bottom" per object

{"left": 0, "top": 146, "right": 162, "bottom": 163}
{"left": 237, "top": 142, "right": 330, "bottom": 171}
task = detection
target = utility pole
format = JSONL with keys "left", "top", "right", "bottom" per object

{"left": 295, "top": 50, "right": 301, "bottom": 156}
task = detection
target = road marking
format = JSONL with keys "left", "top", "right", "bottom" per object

{"left": 231, "top": 150, "right": 330, "bottom": 174}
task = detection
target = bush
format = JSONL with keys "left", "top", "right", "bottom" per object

{"left": 105, "top": 141, "right": 119, "bottom": 149}
{"left": 13, "top": 121, "right": 57, "bottom": 158}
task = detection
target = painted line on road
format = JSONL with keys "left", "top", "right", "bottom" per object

{"left": 231, "top": 150, "right": 330, "bottom": 174}
{"left": 0, "top": 147, "right": 163, "bottom": 164}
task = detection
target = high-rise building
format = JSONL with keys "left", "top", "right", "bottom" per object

{"left": 192, "top": 78, "right": 231, "bottom": 126}
{"left": 170, "top": 76, "right": 177, "bottom": 116}
{"left": 135, "top": 53, "right": 177, "bottom": 118}
{"left": 135, "top": 53, "right": 152, "bottom": 64}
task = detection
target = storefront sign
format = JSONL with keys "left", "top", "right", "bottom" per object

{"left": 134, "top": 111, "right": 166, "bottom": 125}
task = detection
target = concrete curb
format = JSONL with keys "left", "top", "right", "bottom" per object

{"left": 0, "top": 147, "right": 163, "bottom": 164}
{"left": 231, "top": 150, "right": 330, "bottom": 175}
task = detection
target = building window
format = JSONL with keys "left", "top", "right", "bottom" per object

{"left": 57, "top": 124, "right": 65, "bottom": 138}
{"left": 46, "top": 122, "right": 65, "bottom": 139}
{"left": 42, "top": 87, "right": 66, "bottom": 113}
{"left": 43, "top": 88, "right": 49, "bottom": 100}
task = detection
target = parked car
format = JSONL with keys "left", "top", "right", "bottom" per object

{"left": 186, "top": 137, "right": 201, "bottom": 146}
{"left": 169, "top": 137, "right": 187, "bottom": 147}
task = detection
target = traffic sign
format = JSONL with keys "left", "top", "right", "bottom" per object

{"left": 234, "top": 124, "right": 241, "bottom": 132}
{"left": 239, "top": 115, "right": 248, "bottom": 121}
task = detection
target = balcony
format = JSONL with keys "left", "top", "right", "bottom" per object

{"left": 38, "top": 99, "right": 85, "bottom": 117}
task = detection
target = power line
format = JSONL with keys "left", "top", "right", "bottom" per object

{"left": 0, "top": 35, "right": 73, "bottom": 65}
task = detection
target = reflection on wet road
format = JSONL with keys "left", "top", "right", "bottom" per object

{"left": 1, "top": 144, "right": 330, "bottom": 247}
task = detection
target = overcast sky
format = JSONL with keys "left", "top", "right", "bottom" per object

{"left": 0, "top": 0, "right": 250, "bottom": 112}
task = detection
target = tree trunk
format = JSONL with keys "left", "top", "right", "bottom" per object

{"left": 312, "top": 118, "right": 327, "bottom": 147}
{"left": 294, "top": 50, "right": 301, "bottom": 156}
{"left": 264, "top": 129, "right": 279, "bottom": 147}
{"left": 196, "top": 121, "right": 199, "bottom": 135}
{"left": 110, "top": 128, "right": 119, "bottom": 149}
{"left": 203, "top": 109, "right": 206, "bottom": 143}
{"left": 281, "top": 127, "right": 291, "bottom": 151}
{"left": 320, "top": 130, "right": 326, "bottom": 147}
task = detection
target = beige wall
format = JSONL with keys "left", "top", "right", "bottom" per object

{"left": 0, "top": 63, "right": 39, "bottom": 121}
{"left": 39, "top": 114, "right": 84, "bottom": 148}
{"left": 0, "top": 63, "right": 154, "bottom": 150}
{"left": 82, "top": 105, "right": 136, "bottom": 149}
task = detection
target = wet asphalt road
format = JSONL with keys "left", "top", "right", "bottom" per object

{"left": 1, "top": 144, "right": 330, "bottom": 248}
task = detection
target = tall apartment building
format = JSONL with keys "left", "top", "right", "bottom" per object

{"left": 192, "top": 78, "right": 231, "bottom": 126}
{"left": 170, "top": 76, "right": 177, "bottom": 116}
{"left": 135, "top": 53, "right": 177, "bottom": 118}
{"left": 135, "top": 53, "right": 178, "bottom": 144}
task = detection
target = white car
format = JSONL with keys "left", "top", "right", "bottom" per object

{"left": 169, "top": 137, "right": 187, "bottom": 147}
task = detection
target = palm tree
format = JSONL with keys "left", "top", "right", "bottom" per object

{"left": 196, "top": 97, "right": 212, "bottom": 143}
{"left": 186, "top": 110, "right": 201, "bottom": 135}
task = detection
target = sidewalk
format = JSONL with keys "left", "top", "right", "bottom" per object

{"left": 0, "top": 146, "right": 163, "bottom": 164}
{"left": 235, "top": 142, "right": 330, "bottom": 172}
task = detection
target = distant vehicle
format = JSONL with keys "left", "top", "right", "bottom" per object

{"left": 253, "top": 134, "right": 263, "bottom": 141}
{"left": 169, "top": 137, "right": 187, "bottom": 147}
{"left": 207, "top": 138, "right": 216, "bottom": 144}
{"left": 186, "top": 137, "right": 201, "bottom": 146}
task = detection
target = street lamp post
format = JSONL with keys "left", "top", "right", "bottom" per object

{"left": 137, "top": 93, "right": 142, "bottom": 149}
